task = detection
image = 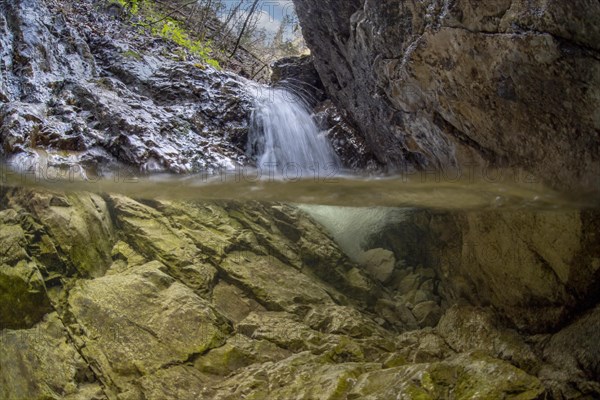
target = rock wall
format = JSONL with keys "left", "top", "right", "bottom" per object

{"left": 0, "top": 0, "right": 254, "bottom": 174}
{"left": 293, "top": 0, "right": 600, "bottom": 189}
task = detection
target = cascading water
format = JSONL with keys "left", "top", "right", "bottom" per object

{"left": 246, "top": 84, "right": 340, "bottom": 177}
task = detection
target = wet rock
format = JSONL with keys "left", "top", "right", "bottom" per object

{"left": 315, "top": 100, "right": 382, "bottom": 171}
{"left": 0, "top": 0, "right": 254, "bottom": 174}
{"left": 293, "top": 0, "right": 600, "bottom": 189}
{"left": 67, "top": 261, "right": 230, "bottom": 397}
{"left": 358, "top": 248, "right": 395, "bottom": 284}
{"left": 1, "top": 187, "right": 598, "bottom": 398}
{"left": 348, "top": 352, "right": 545, "bottom": 400}
{"left": 0, "top": 261, "right": 52, "bottom": 329}
{"left": 270, "top": 55, "right": 381, "bottom": 171}
{"left": 0, "top": 313, "right": 103, "bottom": 400}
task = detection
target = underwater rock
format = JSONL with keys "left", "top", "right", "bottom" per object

{"left": 358, "top": 248, "right": 396, "bottom": 284}
{"left": 0, "top": 187, "right": 598, "bottom": 398}
{"left": 0, "top": 313, "right": 103, "bottom": 400}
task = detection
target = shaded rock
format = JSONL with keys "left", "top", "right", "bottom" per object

{"left": 376, "top": 209, "right": 600, "bottom": 333}
{"left": 542, "top": 304, "right": 600, "bottom": 388}
{"left": 441, "top": 210, "right": 600, "bottom": 332}
{"left": 293, "top": 0, "right": 600, "bottom": 190}
{"left": 358, "top": 248, "right": 395, "bottom": 284}
{"left": 412, "top": 300, "right": 442, "bottom": 328}
{"left": 271, "top": 55, "right": 326, "bottom": 104}
{"left": 0, "top": 313, "right": 103, "bottom": 400}
{"left": 0, "top": 261, "right": 52, "bottom": 329}
{"left": 437, "top": 305, "right": 539, "bottom": 373}
{"left": 389, "top": 329, "right": 454, "bottom": 366}
{"left": 4, "top": 189, "right": 115, "bottom": 278}
{"left": 0, "top": 209, "right": 29, "bottom": 266}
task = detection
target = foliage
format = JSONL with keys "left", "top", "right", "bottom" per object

{"left": 108, "top": 0, "right": 309, "bottom": 77}
{"left": 155, "top": 20, "right": 218, "bottom": 65}
{"left": 110, "top": 0, "right": 221, "bottom": 68}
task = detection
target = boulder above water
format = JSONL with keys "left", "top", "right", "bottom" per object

{"left": 292, "top": 0, "right": 600, "bottom": 190}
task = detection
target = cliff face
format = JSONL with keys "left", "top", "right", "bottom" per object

{"left": 293, "top": 0, "right": 600, "bottom": 189}
{"left": 0, "top": 0, "right": 254, "bottom": 174}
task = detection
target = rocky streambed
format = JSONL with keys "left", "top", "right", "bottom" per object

{"left": 1, "top": 187, "right": 599, "bottom": 399}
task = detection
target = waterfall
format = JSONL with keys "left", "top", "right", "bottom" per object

{"left": 246, "top": 84, "right": 340, "bottom": 177}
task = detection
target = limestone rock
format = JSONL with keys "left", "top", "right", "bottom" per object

{"left": 358, "top": 248, "right": 396, "bottom": 284}
{"left": 0, "top": 313, "right": 103, "bottom": 400}
{"left": 293, "top": 0, "right": 600, "bottom": 190}
{"left": 220, "top": 251, "right": 334, "bottom": 313}
{"left": 194, "top": 334, "right": 290, "bottom": 376}
{"left": 1, "top": 187, "right": 598, "bottom": 398}
{"left": 348, "top": 353, "right": 545, "bottom": 400}
{"left": 212, "top": 352, "right": 378, "bottom": 400}
{"left": 66, "top": 261, "right": 230, "bottom": 396}
{"left": 5, "top": 189, "right": 115, "bottom": 278}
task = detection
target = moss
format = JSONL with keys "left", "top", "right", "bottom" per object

{"left": 194, "top": 343, "right": 255, "bottom": 376}
{"left": 404, "top": 385, "right": 435, "bottom": 400}
{"left": 110, "top": 0, "right": 221, "bottom": 68}
{"left": 121, "top": 49, "right": 143, "bottom": 60}
{"left": 0, "top": 261, "right": 53, "bottom": 329}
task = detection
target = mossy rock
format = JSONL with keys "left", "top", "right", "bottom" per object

{"left": 348, "top": 352, "right": 545, "bottom": 399}
{"left": 0, "top": 261, "right": 52, "bottom": 329}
